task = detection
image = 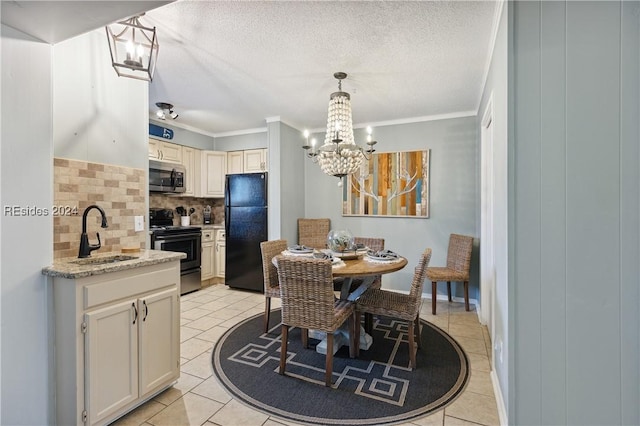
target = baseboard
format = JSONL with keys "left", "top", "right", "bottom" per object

{"left": 419, "top": 290, "right": 479, "bottom": 309}
{"left": 490, "top": 369, "right": 508, "bottom": 425}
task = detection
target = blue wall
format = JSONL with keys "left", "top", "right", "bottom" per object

{"left": 304, "top": 116, "right": 479, "bottom": 298}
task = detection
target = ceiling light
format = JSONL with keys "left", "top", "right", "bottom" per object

{"left": 302, "top": 72, "right": 377, "bottom": 185}
{"left": 105, "top": 13, "right": 159, "bottom": 82}
{"left": 155, "top": 102, "right": 178, "bottom": 120}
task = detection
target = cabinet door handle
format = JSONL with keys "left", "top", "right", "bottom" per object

{"left": 132, "top": 302, "right": 138, "bottom": 324}
{"left": 143, "top": 300, "right": 148, "bottom": 322}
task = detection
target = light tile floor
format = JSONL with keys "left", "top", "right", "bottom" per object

{"left": 113, "top": 284, "right": 500, "bottom": 426}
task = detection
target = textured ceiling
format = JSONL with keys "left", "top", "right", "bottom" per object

{"left": 1, "top": 0, "right": 498, "bottom": 137}
{"left": 0, "top": 1, "right": 171, "bottom": 43}
{"left": 145, "top": 1, "right": 498, "bottom": 136}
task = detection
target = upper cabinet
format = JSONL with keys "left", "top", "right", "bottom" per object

{"left": 227, "top": 151, "right": 244, "bottom": 175}
{"left": 149, "top": 139, "right": 183, "bottom": 163}
{"left": 181, "top": 146, "right": 200, "bottom": 197}
{"left": 201, "top": 151, "right": 227, "bottom": 197}
{"left": 226, "top": 149, "right": 268, "bottom": 174}
{"left": 244, "top": 149, "right": 268, "bottom": 173}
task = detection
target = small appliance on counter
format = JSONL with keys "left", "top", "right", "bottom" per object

{"left": 203, "top": 205, "right": 212, "bottom": 224}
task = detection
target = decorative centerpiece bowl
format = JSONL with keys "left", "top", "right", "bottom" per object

{"left": 327, "top": 229, "right": 354, "bottom": 253}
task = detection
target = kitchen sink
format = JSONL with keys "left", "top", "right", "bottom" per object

{"left": 71, "top": 255, "right": 138, "bottom": 266}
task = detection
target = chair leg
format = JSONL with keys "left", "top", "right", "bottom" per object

{"left": 414, "top": 314, "right": 421, "bottom": 349}
{"left": 432, "top": 281, "right": 437, "bottom": 315}
{"left": 464, "top": 281, "right": 470, "bottom": 311}
{"left": 301, "top": 328, "right": 309, "bottom": 349}
{"left": 408, "top": 321, "right": 416, "bottom": 369}
{"left": 364, "top": 312, "right": 373, "bottom": 334}
{"left": 279, "top": 325, "right": 289, "bottom": 375}
{"left": 264, "top": 297, "right": 272, "bottom": 333}
{"left": 325, "top": 333, "right": 334, "bottom": 386}
{"left": 351, "top": 312, "right": 360, "bottom": 358}
{"left": 447, "top": 281, "right": 452, "bottom": 302}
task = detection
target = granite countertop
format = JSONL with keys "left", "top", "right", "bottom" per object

{"left": 200, "top": 224, "right": 224, "bottom": 230}
{"left": 42, "top": 250, "right": 186, "bottom": 279}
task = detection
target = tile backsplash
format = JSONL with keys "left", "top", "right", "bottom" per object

{"left": 53, "top": 158, "right": 146, "bottom": 259}
{"left": 149, "top": 194, "right": 224, "bottom": 225}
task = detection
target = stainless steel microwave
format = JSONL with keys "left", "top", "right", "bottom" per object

{"left": 149, "top": 160, "right": 186, "bottom": 193}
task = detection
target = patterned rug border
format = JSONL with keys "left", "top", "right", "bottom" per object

{"left": 212, "top": 309, "right": 470, "bottom": 426}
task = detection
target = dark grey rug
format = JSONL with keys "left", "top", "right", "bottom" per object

{"left": 212, "top": 309, "right": 468, "bottom": 425}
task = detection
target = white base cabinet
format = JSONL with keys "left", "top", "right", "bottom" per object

{"left": 215, "top": 229, "right": 226, "bottom": 278}
{"left": 201, "top": 229, "right": 215, "bottom": 280}
{"left": 51, "top": 261, "right": 180, "bottom": 425}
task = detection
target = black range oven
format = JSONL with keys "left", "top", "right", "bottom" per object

{"left": 150, "top": 208, "right": 202, "bottom": 295}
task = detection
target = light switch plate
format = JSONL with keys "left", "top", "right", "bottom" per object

{"left": 134, "top": 216, "right": 144, "bottom": 232}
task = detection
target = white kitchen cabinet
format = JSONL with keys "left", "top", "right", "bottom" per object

{"left": 226, "top": 151, "right": 244, "bottom": 174}
{"left": 149, "top": 139, "right": 183, "bottom": 163}
{"left": 181, "top": 146, "right": 200, "bottom": 196}
{"left": 201, "top": 229, "right": 215, "bottom": 280}
{"left": 85, "top": 299, "right": 138, "bottom": 423}
{"left": 49, "top": 260, "right": 180, "bottom": 426}
{"left": 215, "top": 229, "right": 226, "bottom": 278}
{"left": 243, "top": 148, "right": 268, "bottom": 172}
{"left": 201, "top": 151, "right": 227, "bottom": 197}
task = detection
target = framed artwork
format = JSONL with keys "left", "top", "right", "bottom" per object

{"left": 343, "top": 149, "right": 430, "bottom": 218}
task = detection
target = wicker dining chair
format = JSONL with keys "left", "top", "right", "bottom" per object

{"left": 297, "top": 218, "right": 330, "bottom": 249}
{"left": 426, "top": 234, "right": 474, "bottom": 315}
{"left": 275, "top": 255, "right": 358, "bottom": 387}
{"left": 333, "top": 237, "right": 385, "bottom": 332}
{"left": 260, "top": 239, "right": 288, "bottom": 333}
{"left": 355, "top": 248, "right": 432, "bottom": 369}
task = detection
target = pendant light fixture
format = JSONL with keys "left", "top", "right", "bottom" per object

{"left": 106, "top": 13, "right": 159, "bottom": 82}
{"left": 303, "top": 72, "right": 377, "bottom": 185}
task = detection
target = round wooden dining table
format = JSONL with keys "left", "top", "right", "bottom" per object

{"left": 332, "top": 255, "right": 408, "bottom": 301}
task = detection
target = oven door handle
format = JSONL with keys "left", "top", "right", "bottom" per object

{"left": 153, "top": 234, "right": 202, "bottom": 250}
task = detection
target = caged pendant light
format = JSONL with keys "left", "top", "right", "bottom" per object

{"left": 106, "top": 13, "right": 159, "bottom": 82}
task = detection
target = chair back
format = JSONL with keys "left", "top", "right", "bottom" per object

{"left": 275, "top": 256, "right": 336, "bottom": 332}
{"left": 408, "top": 248, "right": 433, "bottom": 310}
{"left": 354, "top": 237, "right": 384, "bottom": 252}
{"left": 260, "top": 240, "right": 288, "bottom": 292}
{"left": 297, "top": 218, "right": 330, "bottom": 249}
{"left": 446, "top": 234, "right": 474, "bottom": 273}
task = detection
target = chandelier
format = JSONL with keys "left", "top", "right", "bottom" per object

{"left": 105, "top": 13, "right": 159, "bottom": 82}
{"left": 303, "top": 72, "right": 377, "bottom": 185}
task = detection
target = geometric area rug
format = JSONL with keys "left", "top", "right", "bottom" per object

{"left": 212, "top": 309, "right": 469, "bottom": 425}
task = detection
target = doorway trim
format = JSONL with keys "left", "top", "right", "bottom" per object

{"left": 480, "top": 94, "right": 496, "bottom": 343}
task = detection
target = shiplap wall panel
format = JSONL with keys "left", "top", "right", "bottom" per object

{"left": 619, "top": 2, "right": 640, "bottom": 424}
{"left": 512, "top": 1, "right": 639, "bottom": 424}
{"left": 513, "top": 2, "right": 542, "bottom": 423}
{"left": 539, "top": 2, "right": 567, "bottom": 422}
{"left": 565, "top": 3, "right": 621, "bottom": 423}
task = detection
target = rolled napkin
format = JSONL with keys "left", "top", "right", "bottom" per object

{"left": 366, "top": 249, "right": 400, "bottom": 260}
{"left": 287, "top": 245, "right": 314, "bottom": 253}
{"left": 313, "top": 252, "right": 333, "bottom": 260}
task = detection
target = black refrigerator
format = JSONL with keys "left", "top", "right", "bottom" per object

{"left": 225, "top": 172, "right": 268, "bottom": 292}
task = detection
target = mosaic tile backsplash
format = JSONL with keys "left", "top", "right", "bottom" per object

{"left": 53, "top": 158, "right": 146, "bottom": 259}
{"left": 149, "top": 194, "right": 224, "bottom": 226}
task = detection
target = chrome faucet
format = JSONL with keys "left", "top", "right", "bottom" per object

{"left": 78, "top": 205, "right": 109, "bottom": 258}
